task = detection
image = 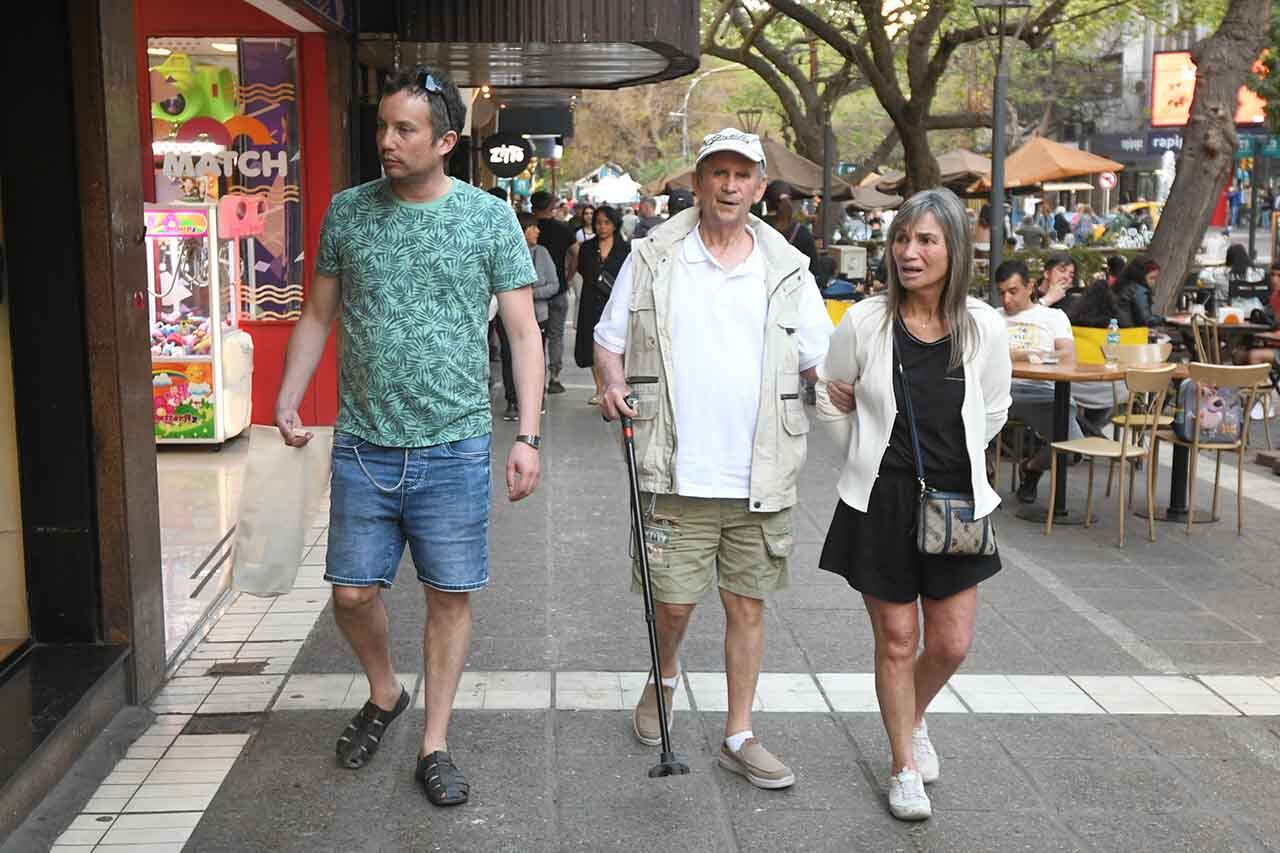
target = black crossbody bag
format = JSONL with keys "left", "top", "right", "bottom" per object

{"left": 894, "top": 335, "right": 997, "bottom": 556}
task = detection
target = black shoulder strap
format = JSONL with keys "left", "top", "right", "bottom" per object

{"left": 892, "top": 326, "right": 928, "bottom": 496}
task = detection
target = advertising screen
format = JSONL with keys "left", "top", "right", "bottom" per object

{"left": 1150, "top": 50, "right": 1267, "bottom": 128}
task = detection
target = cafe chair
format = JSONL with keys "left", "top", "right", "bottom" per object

{"left": 1190, "top": 316, "right": 1274, "bottom": 449}
{"left": 1188, "top": 313, "right": 1220, "bottom": 363}
{"left": 1045, "top": 365, "right": 1176, "bottom": 547}
{"left": 1154, "top": 362, "right": 1272, "bottom": 536}
{"left": 1103, "top": 343, "right": 1175, "bottom": 500}
{"left": 990, "top": 419, "right": 1030, "bottom": 492}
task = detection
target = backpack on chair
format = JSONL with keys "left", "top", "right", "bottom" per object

{"left": 1172, "top": 379, "right": 1244, "bottom": 444}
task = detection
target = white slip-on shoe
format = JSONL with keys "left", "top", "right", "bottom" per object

{"left": 888, "top": 768, "right": 932, "bottom": 821}
{"left": 913, "top": 719, "right": 939, "bottom": 784}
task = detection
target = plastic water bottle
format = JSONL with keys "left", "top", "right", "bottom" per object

{"left": 1105, "top": 318, "right": 1120, "bottom": 368}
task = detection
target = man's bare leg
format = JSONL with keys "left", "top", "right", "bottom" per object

{"left": 654, "top": 601, "right": 694, "bottom": 679}
{"left": 421, "top": 588, "right": 473, "bottom": 755}
{"left": 721, "top": 588, "right": 764, "bottom": 737}
{"left": 332, "top": 585, "right": 402, "bottom": 709}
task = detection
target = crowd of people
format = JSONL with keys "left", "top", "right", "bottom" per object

{"left": 269, "top": 63, "right": 1280, "bottom": 829}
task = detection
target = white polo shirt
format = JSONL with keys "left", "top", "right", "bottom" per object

{"left": 594, "top": 226, "right": 830, "bottom": 499}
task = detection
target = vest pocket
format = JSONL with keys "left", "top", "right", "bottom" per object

{"left": 630, "top": 390, "right": 661, "bottom": 421}
{"left": 778, "top": 369, "right": 810, "bottom": 436}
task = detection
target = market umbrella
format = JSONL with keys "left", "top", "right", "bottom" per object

{"left": 837, "top": 184, "right": 903, "bottom": 211}
{"left": 969, "top": 136, "right": 1123, "bottom": 191}
{"left": 875, "top": 149, "right": 991, "bottom": 194}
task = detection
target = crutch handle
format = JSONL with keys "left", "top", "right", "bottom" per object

{"left": 620, "top": 394, "right": 639, "bottom": 432}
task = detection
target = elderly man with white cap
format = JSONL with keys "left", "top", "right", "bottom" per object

{"left": 594, "top": 128, "right": 832, "bottom": 788}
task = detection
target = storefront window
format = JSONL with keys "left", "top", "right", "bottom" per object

{"left": 148, "top": 37, "right": 304, "bottom": 321}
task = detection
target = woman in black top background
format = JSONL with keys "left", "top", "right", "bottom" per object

{"left": 572, "top": 205, "right": 629, "bottom": 404}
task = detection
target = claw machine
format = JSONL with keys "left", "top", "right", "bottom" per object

{"left": 145, "top": 202, "right": 253, "bottom": 444}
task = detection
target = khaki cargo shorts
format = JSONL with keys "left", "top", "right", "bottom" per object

{"left": 631, "top": 493, "right": 794, "bottom": 605}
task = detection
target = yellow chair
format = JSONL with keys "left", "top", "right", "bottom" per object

{"left": 825, "top": 299, "right": 855, "bottom": 327}
{"left": 1071, "top": 326, "right": 1149, "bottom": 364}
{"left": 1045, "top": 365, "right": 1176, "bottom": 546}
{"left": 1154, "top": 362, "right": 1272, "bottom": 535}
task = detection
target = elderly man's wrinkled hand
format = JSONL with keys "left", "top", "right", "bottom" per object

{"left": 599, "top": 383, "right": 635, "bottom": 422}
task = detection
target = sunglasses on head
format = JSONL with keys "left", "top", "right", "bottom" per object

{"left": 417, "top": 72, "right": 457, "bottom": 136}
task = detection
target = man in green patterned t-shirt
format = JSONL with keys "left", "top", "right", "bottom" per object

{"left": 274, "top": 66, "right": 542, "bottom": 807}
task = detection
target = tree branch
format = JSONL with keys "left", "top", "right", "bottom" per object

{"left": 728, "top": 5, "right": 816, "bottom": 110}
{"left": 764, "top": 0, "right": 906, "bottom": 116}
{"left": 702, "top": 39, "right": 811, "bottom": 144}
{"left": 925, "top": 113, "right": 993, "bottom": 130}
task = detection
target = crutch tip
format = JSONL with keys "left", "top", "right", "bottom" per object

{"left": 648, "top": 756, "right": 691, "bottom": 778}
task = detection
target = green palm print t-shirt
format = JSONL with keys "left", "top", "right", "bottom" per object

{"left": 316, "top": 177, "right": 535, "bottom": 447}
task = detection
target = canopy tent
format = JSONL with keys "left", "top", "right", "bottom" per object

{"left": 645, "top": 137, "right": 855, "bottom": 198}
{"left": 574, "top": 163, "right": 643, "bottom": 204}
{"left": 837, "top": 183, "right": 903, "bottom": 211}
{"left": 875, "top": 149, "right": 991, "bottom": 195}
{"left": 969, "top": 136, "right": 1123, "bottom": 191}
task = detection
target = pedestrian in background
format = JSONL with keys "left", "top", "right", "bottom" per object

{"left": 816, "top": 187, "right": 1011, "bottom": 821}
{"left": 632, "top": 195, "right": 665, "bottom": 239}
{"left": 571, "top": 205, "right": 629, "bottom": 404}
{"left": 596, "top": 128, "right": 831, "bottom": 793}
{"left": 762, "top": 180, "right": 819, "bottom": 279}
{"left": 574, "top": 203, "right": 596, "bottom": 243}
{"left": 530, "top": 190, "right": 574, "bottom": 395}
{"left": 497, "top": 212, "right": 559, "bottom": 420}
{"left": 274, "top": 66, "right": 542, "bottom": 808}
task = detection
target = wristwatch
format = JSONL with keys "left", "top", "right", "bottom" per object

{"left": 515, "top": 434, "right": 542, "bottom": 450}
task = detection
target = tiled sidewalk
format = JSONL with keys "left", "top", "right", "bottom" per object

{"left": 26, "top": 365, "right": 1280, "bottom": 851}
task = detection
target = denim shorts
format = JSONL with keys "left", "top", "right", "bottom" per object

{"left": 325, "top": 431, "right": 491, "bottom": 591}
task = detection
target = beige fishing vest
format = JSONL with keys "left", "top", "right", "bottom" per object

{"left": 623, "top": 208, "right": 815, "bottom": 512}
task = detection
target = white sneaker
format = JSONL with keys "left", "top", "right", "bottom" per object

{"left": 912, "top": 720, "right": 939, "bottom": 784}
{"left": 888, "top": 768, "right": 932, "bottom": 821}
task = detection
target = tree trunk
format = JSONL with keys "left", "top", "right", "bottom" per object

{"left": 846, "top": 128, "right": 901, "bottom": 187}
{"left": 897, "top": 114, "right": 940, "bottom": 197}
{"left": 1149, "top": 0, "right": 1271, "bottom": 315}
{"left": 790, "top": 119, "right": 824, "bottom": 165}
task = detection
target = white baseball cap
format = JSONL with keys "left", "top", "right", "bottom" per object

{"left": 695, "top": 127, "right": 766, "bottom": 167}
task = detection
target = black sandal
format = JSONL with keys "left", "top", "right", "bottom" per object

{"left": 416, "top": 750, "right": 470, "bottom": 806}
{"left": 335, "top": 687, "right": 410, "bottom": 769}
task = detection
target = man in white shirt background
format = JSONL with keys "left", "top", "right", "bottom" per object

{"left": 593, "top": 128, "right": 831, "bottom": 791}
{"left": 996, "top": 259, "right": 1081, "bottom": 503}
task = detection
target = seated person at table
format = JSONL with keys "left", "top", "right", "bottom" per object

{"left": 1235, "top": 260, "right": 1280, "bottom": 368}
{"left": 997, "top": 260, "right": 1082, "bottom": 503}
{"left": 1113, "top": 256, "right": 1164, "bottom": 328}
{"left": 1036, "top": 252, "right": 1077, "bottom": 310}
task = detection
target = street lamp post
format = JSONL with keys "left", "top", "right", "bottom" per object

{"left": 974, "top": 0, "right": 1030, "bottom": 305}
{"left": 736, "top": 108, "right": 763, "bottom": 135}
{"left": 670, "top": 65, "right": 750, "bottom": 160}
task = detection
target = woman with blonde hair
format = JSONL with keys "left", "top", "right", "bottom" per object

{"left": 815, "top": 187, "right": 1012, "bottom": 821}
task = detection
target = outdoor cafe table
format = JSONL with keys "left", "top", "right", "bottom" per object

{"left": 1010, "top": 361, "right": 1189, "bottom": 524}
{"left": 1164, "top": 313, "right": 1271, "bottom": 361}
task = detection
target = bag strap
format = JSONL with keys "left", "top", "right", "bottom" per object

{"left": 892, "top": 324, "right": 929, "bottom": 497}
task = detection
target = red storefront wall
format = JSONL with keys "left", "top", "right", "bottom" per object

{"left": 134, "top": 0, "right": 339, "bottom": 426}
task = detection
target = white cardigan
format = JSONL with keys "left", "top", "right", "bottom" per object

{"left": 815, "top": 296, "right": 1013, "bottom": 519}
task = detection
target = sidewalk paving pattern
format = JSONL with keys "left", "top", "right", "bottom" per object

{"left": 26, "top": 364, "right": 1280, "bottom": 851}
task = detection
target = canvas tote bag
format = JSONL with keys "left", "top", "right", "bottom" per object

{"left": 232, "top": 425, "right": 333, "bottom": 596}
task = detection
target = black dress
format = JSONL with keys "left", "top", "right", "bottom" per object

{"left": 574, "top": 236, "right": 630, "bottom": 368}
{"left": 819, "top": 316, "right": 1001, "bottom": 603}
